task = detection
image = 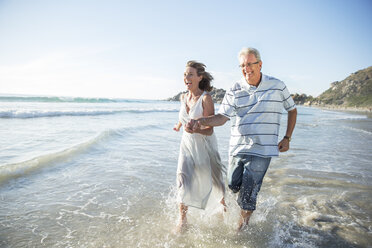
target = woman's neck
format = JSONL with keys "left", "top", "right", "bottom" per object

{"left": 188, "top": 88, "right": 203, "bottom": 98}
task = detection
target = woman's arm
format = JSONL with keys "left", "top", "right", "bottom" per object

{"left": 174, "top": 94, "right": 185, "bottom": 132}
{"left": 173, "top": 121, "right": 182, "bottom": 131}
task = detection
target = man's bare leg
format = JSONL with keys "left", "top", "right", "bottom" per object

{"left": 175, "top": 204, "right": 188, "bottom": 233}
{"left": 237, "top": 209, "right": 252, "bottom": 231}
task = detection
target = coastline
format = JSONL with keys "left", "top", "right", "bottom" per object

{"left": 302, "top": 104, "right": 372, "bottom": 118}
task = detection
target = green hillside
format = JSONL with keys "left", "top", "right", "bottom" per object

{"left": 317, "top": 66, "right": 372, "bottom": 108}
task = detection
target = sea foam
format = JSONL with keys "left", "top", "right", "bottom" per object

{"left": 0, "top": 108, "right": 178, "bottom": 118}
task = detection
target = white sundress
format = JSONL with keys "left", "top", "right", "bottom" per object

{"left": 177, "top": 91, "right": 226, "bottom": 209}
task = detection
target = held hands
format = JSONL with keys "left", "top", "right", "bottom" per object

{"left": 278, "top": 138, "right": 290, "bottom": 152}
{"left": 185, "top": 119, "right": 201, "bottom": 133}
{"left": 173, "top": 119, "right": 201, "bottom": 133}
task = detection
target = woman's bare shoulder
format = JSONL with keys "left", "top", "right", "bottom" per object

{"left": 202, "top": 92, "right": 213, "bottom": 102}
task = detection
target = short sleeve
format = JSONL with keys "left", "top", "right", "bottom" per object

{"left": 281, "top": 85, "right": 296, "bottom": 111}
{"left": 217, "top": 89, "right": 235, "bottom": 118}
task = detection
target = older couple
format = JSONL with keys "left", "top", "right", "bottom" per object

{"left": 174, "top": 47, "right": 297, "bottom": 232}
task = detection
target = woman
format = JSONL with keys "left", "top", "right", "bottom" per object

{"left": 173, "top": 61, "right": 226, "bottom": 232}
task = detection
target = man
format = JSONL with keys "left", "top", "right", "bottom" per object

{"left": 186, "top": 47, "right": 297, "bottom": 231}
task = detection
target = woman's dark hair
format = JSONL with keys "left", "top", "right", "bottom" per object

{"left": 186, "top": 60, "right": 213, "bottom": 92}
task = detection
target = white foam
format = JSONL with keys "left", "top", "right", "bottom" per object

{"left": 341, "top": 125, "right": 372, "bottom": 135}
{"left": 0, "top": 108, "right": 178, "bottom": 118}
{"left": 0, "top": 132, "right": 108, "bottom": 184}
{"left": 320, "top": 110, "right": 368, "bottom": 121}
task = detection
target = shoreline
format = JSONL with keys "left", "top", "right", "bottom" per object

{"left": 301, "top": 105, "right": 372, "bottom": 118}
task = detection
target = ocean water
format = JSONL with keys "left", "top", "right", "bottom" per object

{"left": 0, "top": 96, "right": 371, "bottom": 248}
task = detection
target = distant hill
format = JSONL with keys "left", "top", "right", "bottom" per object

{"left": 168, "top": 87, "right": 318, "bottom": 106}
{"left": 168, "top": 66, "right": 372, "bottom": 110}
{"left": 291, "top": 93, "right": 314, "bottom": 105}
{"left": 168, "top": 87, "right": 314, "bottom": 105}
{"left": 290, "top": 67, "right": 372, "bottom": 110}
{"left": 313, "top": 66, "right": 372, "bottom": 108}
{"left": 166, "top": 87, "right": 226, "bottom": 103}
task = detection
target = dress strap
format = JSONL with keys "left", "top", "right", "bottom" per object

{"left": 198, "top": 91, "right": 207, "bottom": 103}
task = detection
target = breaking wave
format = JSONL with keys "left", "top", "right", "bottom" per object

{"left": 0, "top": 125, "right": 161, "bottom": 184}
{"left": 0, "top": 95, "right": 146, "bottom": 103}
{"left": 0, "top": 108, "right": 178, "bottom": 118}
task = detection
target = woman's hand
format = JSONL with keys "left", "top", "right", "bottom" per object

{"left": 173, "top": 122, "right": 182, "bottom": 132}
{"left": 185, "top": 120, "right": 194, "bottom": 133}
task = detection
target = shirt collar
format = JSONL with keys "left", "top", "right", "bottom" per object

{"left": 239, "top": 73, "right": 266, "bottom": 92}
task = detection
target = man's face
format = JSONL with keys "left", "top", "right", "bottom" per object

{"left": 239, "top": 53, "right": 262, "bottom": 86}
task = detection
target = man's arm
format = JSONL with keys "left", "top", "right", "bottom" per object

{"left": 198, "top": 114, "right": 229, "bottom": 127}
{"left": 278, "top": 108, "right": 297, "bottom": 152}
{"left": 185, "top": 114, "right": 229, "bottom": 133}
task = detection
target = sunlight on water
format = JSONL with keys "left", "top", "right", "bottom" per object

{"left": 0, "top": 101, "right": 371, "bottom": 247}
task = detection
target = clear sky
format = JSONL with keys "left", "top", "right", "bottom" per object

{"left": 0, "top": 0, "right": 371, "bottom": 100}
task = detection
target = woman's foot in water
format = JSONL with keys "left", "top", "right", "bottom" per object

{"left": 175, "top": 217, "right": 187, "bottom": 233}
{"left": 175, "top": 204, "right": 188, "bottom": 233}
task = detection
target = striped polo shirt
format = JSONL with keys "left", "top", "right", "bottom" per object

{"left": 218, "top": 74, "right": 296, "bottom": 158}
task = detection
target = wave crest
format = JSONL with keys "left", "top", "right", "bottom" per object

{"left": 0, "top": 108, "right": 178, "bottom": 118}
{"left": 0, "top": 124, "right": 165, "bottom": 184}
{"left": 0, "top": 96, "right": 143, "bottom": 103}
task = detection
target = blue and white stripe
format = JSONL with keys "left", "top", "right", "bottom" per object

{"left": 218, "top": 74, "right": 296, "bottom": 158}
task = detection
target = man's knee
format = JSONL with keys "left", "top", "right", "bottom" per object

{"left": 228, "top": 168, "right": 244, "bottom": 193}
{"left": 227, "top": 156, "right": 245, "bottom": 193}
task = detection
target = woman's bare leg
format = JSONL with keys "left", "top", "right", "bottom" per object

{"left": 220, "top": 197, "right": 227, "bottom": 212}
{"left": 176, "top": 204, "right": 188, "bottom": 233}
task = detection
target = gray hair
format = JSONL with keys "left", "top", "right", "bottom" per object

{"left": 238, "top": 47, "right": 261, "bottom": 61}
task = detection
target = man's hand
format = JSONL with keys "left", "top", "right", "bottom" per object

{"left": 185, "top": 119, "right": 201, "bottom": 133}
{"left": 278, "top": 138, "right": 290, "bottom": 152}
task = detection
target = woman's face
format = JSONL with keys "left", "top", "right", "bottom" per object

{"left": 184, "top": 66, "right": 202, "bottom": 91}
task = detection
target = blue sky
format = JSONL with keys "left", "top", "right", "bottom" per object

{"left": 0, "top": 0, "right": 371, "bottom": 99}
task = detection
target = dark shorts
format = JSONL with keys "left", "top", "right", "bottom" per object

{"left": 227, "top": 155, "right": 271, "bottom": 211}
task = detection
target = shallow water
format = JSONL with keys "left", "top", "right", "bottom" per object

{"left": 0, "top": 97, "right": 371, "bottom": 247}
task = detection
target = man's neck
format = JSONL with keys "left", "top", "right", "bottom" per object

{"left": 247, "top": 73, "right": 262, "bottom": 87}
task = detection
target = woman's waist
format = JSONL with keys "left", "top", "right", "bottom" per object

{"left": 182, "top": 130, "right": 215, "bottom": 138}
